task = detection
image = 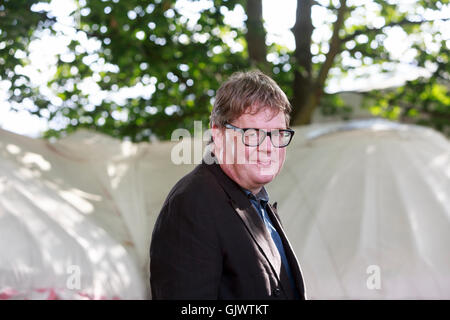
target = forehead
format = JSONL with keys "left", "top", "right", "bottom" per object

{"left": 234, "top": 107, "right": 286, "bottom": 129}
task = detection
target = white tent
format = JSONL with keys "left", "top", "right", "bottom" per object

{"left": 269, "top": 119, "right": 450, "bottom": 299}
{"left": 0, "top": 118, "right": 449, "bottom": 299}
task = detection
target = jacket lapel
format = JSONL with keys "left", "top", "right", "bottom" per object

{"left": 266, "top": 203, "right": 306, "bottom": 299}
{"left": 230, "top": 201, "right": 283, "bottom": 278}
{"left": 203, "top": 162, "right": 284, "bottom": 278}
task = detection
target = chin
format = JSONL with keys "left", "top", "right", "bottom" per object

{"left": 252, "top": 170, "right": 277, "bottom": 184}
{"left": 255, "top": 176, "right": 275, "bottom": 185}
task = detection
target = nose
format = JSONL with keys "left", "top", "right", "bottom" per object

{"left": 257, "top": 132, "right": 272, "bottom": 154}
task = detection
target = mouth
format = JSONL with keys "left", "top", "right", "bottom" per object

{"left": 256, "top": 160, "right": 271, "bottom": 166}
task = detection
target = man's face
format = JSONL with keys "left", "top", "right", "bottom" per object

{"left": 215, "top": 107, "right": 288, "bottom": 193}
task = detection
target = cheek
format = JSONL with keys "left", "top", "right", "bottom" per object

{"left": 274, "top": 148, "right": 286, "bottom": 172}
{"left": 278, "top": 148, "right": 286, "bottom": 168}
{"left": 278, "top": 149, "right": 286, "bottom": 162}
{"left": 271, "top": 147, "right": 286, "bottom": 163}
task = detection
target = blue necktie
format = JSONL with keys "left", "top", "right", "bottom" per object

{"left": 249, "top": 197, "right": 300, "bottom": 299}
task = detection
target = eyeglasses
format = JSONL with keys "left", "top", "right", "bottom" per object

{"left": 224, "top": 123, "right": 295, "bottom": 148}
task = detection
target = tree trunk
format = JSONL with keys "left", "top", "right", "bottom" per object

{"left": 291, "top": 0, "right": 348, "bottom": 126}
{"left": 294, "top": 84, "right": 324, "bottom": 124}
{"left": 290, "top": 0, "right": 314, "bottom": 125}
{"left": 245, "top": 0, "right": 269, "bottom": 72}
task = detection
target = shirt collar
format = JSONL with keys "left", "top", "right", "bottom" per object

{"left": 242, "top": 186, "right": 269, "bottom": 205}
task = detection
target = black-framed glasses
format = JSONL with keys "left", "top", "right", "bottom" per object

{"left": 224, "top": 123, "right": 295, "bottom": 148}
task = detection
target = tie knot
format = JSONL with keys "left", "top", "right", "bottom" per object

{"left": 259, "top": 199, "right": 268, "bottom": 210}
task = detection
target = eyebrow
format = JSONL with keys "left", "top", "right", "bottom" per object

{"left": 242, "top": 127, "right": 288, "bottom": 130}
{"left": 226, "top": 123, "right": 289, "bottom": 130}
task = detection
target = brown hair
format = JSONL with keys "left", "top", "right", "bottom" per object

{"left": 209, "top": 70, "right": 292, "bottom": 129}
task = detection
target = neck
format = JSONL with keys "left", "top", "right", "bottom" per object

{"left": 247, "top": 185, "right": 262, "bottom": 195}
{"left": 218, "top": 162, "right": 262, "bottom": 195}
{"left": 213, "top": 146, "right": 263, "bottom": 195}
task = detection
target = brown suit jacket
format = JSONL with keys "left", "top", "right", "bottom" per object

{"left": 149, "top": 159, "right": 306, "bottom": 299}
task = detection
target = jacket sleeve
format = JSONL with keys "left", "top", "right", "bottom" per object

{"left": 150, "top": 191, "right": 222, "bottom": 299}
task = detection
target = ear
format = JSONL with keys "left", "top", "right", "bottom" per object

{"left": 211, "top": 124, "right": 223, "bottom": 148}
{"left": 211, "top": 124, "right": 228, "bottom": 163}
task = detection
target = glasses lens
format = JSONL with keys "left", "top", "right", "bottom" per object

{"left": 243, "top": 129, "right": 261, "bottom": 146}
{"left": 271, "top": 130, "right": 292, "bottom": 147}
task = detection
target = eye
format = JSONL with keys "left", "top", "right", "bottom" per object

{"left": 271, "top": 130, "right": 281, "bottom": 137}
{"left": 244, "top": 129, "right": 258, "bottom": 137}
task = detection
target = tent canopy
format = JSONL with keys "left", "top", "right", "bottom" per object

{"left": 0, "top": 118, "right": 449, "bottom": 299}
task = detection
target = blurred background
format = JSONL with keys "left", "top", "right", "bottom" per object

{"left": 0, "top": 0, "right": 449, "bottom": 299}
{"left": 1, "top": 0, "right": 449, "bottom": 139}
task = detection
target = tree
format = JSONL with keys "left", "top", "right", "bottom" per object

{"left": 363, "top": 38, "right": 450, "bottom": 133}
{"left": 278, "top": 0, "right": 449, "bottom": 129}
{"left": 0, "top": 0, "right": 55, "bottom": 112}
{"left": 1, "top": 0, "right": 449, "bottom": 141}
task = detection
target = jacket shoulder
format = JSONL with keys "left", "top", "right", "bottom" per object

{"left": 165, "top": 163, "right": 225, "bottom": 207}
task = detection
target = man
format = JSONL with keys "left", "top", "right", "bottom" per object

{"left": 150, "top": 70, "right": 306, "bottom": 300}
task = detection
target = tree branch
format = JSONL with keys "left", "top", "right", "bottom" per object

{"left": 341, "top": 17, "right": 450, "bottom": 43}
{"left": 311, "top": 0, "right": 339, "bottom": 11}
{"left": 316, "top": 0, "right": 348, "bottom": 89}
